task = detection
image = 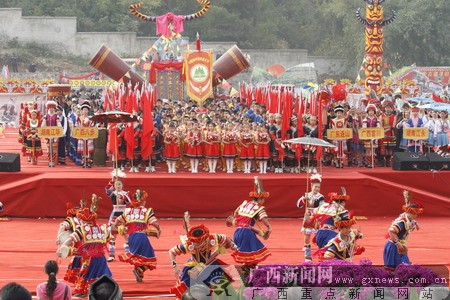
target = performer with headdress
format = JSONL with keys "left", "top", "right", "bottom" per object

{"left": 230, "top": 177, "right": 271, "bottom": 272}
{"left": 163, "top": 121, "right": 181, "bottom": 173}
{"left": 383, "top": 190, "right": 423, "bottom": 271}
{"left": 313, "top": 190, "right": 350, "bottom": 249}
{"left": 285, "top": 116, "right": 300, "bottom": 173}
{"left": 269, "top": 113, "right": 284, "bottom": 173}
{"left": 23, "top": 109, "right": 43, "bottom": 165}
{"left": 184, "top": 118, "right": 203, "bottom": 173}
{"left": 114, "top": 189, "right": 160, "bottom": 282}
{"left": 380, "top": 101, "right": 397, "bottom": 167}
{"left": 58, "top": 195, "right": 112, "bottom": 297}
{"left": 169, "top": 220, "right": 236, "bottom": 300}
{"left": 77, "top": 101, "right": 95, "bottom": 167}
{"left": 319, "top": 211, "right": 364, "bottom": 260}
{"left": 105, "top": 176, "right": 132, "bottom": 262}
{"left": 203, "top": 121, "right": 221, "bottom": 173}
{"left": 19, "top": 100, "right": 40, "bottom": 161}
{"left": 297, "top": 173, "right": 324, "bottom": 261}
{"left": 404, "top": 106, "right": 424, "bottom": 153}
{"left": 329, "top": 105, "right": 349, "bottom": 168}
{"left": 255, "top": 124, "right": 270, "bottom": 174}
{"left": 222, "top": 122, "right": 238, "bottom": 173}
{"left": 239, "top": 122, "right": 255, "bottom": 174}
{"left": 56, "top": 199, "right": 85, "bottom": 284}
{"left": 362, "top": 104, "right": 381, "bottom": 168}
{"left": 42, "top": 100, "right": 62, "bottom": 167}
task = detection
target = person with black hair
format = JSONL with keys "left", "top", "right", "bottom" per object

{"left": 89, "top": 275, "right": 122, "bottom": 300}
{"left": 1, "top": 282, "right": 31, "bottom": 300}
{"left": 36, "top": 260, "right": 72, "bottom": 300}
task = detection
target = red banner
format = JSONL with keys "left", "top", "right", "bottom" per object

{"left": 184, "top": 50, "right": 213, "bottom": 106}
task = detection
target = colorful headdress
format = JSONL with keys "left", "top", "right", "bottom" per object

{"left": 80, "top": 101, "right": 91, "bottom": 111}
{"left": 366, "top": 104, "right": 377, "bottom": 112}
{"left": 334, "top": 210, "right": 356, "bottom": 229}
{"left": 187, "top": 224, "right": 210, "bottom": 244}
{"left": 128, "top": 189, "right": 148, "bottom": 208}
{"left": 75, "top": 194, "right": 100, "bottom": 223}
{"left": 46, "top": 100, "right": 58, "bottom": 109}
{"left": 310, "top": 172, "right": 322, "bottom": 185}
{"left": 334, "top": 105, "right": 344, "bottom": 113}
{"left": 402, "top": 190, "right": 424, "bottom": 215}
{"left": 382, "top": 100, "right": 394, "bottom": 108}
{"left": 327, "top": 187, "right": 350, "bottom": 203}
{"left": 249, "top": 176, "right": 270, "bottom": 199}
{"left": 411, "top": 106, "right": 420, "bottom": 112}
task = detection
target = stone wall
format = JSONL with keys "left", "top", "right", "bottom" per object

{"left": 0, "top": 8, "right": 347, "bottom": 76}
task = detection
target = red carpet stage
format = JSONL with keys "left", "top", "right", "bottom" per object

{"left": 0, "top": 218, "right": 448, "bottom": 299}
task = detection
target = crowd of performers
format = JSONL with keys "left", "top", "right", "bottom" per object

{"left": 53, "top": 174, "right": 424, "bottom": 299}
{"left": 17, "top": 93, "right": 449, "bottom": 172}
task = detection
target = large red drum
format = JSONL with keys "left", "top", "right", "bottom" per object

{"left": 89, "top": 44, "right": 145, "bottom": 88}
{"left": 213, "top": 45, "right": 250, "bottom": 80}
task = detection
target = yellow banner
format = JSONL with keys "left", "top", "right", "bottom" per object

{"left": 327, "top": 128, "right": 353, "bottom": 140}
{"left": 38, "top": 126, "right": 64, "bottom": 138}
{"left": 72, "top": 127, "right": 99, "bottom": 139}
{"left": 358, "top": 128, "right": 385, "bottom": 140}
{"left": 403, "top": 128, "right": 429, "bottom": 140}
{"left": 184, "top": 50, "right": 213, "bottom": 106}
{"left": 69, "top": 80, "right": 116, "bottom": 87}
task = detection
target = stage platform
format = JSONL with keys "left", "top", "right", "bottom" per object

{"left": 0, "top": 129, "right": 449, "bottom": 219}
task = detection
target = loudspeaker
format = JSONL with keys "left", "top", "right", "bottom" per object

{"left": 0, "top": 153, "right": 21, "bottom": 172}
{"left": 392, "top": 152, "right": 429, "bottom": 171}
{"left": 426, "top": 153, "right": 450, "bottom": 171}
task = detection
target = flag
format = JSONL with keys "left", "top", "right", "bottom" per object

{"left": 432, "top": 93, "right": 444, "bottom": 103}
{"left": 184, "top": 50, "right": 213, "bottom": 106}
{"left": 141, "top": 88, "right": 154, "bottom": 159}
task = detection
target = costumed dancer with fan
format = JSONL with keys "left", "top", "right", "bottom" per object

{"left": 319, "top": 211, "right": 364, "bottom": 260}
{"left": 113, "top": 189, "right": 160, "bottom": 282}
{"left": 56, "top": 199, "right": 85, "bottom": 284}
{"left": 296, "top": 173, "right": 324, "bottom": 261}
{"left": 105, "top": 175, "right": 131, "bottom": 262}
{"left": 169, "top": 213, "right": 236, "bottom": 300}
{"left": 383, "top": 190, "right": 423, "bottom": 271}
{"left": 312, "top": 190, "right": 350, "bottom": 250}
{"left": 57, "top": 194, "right": 112, "bottom": 297}
{"left": 230, "top": 177, "right": 271, "bottom": 273}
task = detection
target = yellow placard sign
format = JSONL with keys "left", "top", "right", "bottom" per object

{"left": 358, "top": 128, "right": 385, "bottom": 140}
{"left": 327, "top": 128, "right": 353, "bottom": 140}
{"left": 69, "top": 80, "right": 116, "bottom": 87}
{"left": 38, "top": 126, "right": 64, "bottom": 138}
{"left": 403, "top": 128, "right": 429, "bottom": 140}
{"left": 73, "top": 127, "right": 99, "bottom": 139}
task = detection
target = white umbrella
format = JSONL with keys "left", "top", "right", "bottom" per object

{"left": 283, "top": 136, "right": 336, "bottom": 148}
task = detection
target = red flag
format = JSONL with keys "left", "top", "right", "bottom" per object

{"left": 296, "top": 94, "right": 304, "bottom": 137}
{"left": 432, "top": 93, "right": 444, "bottom": 103}
{"left": 102, "top": 90, "right": 110, "bottom": 111}
{"left": 316, "top": 97, "right": 325, "bottom": 160}
{"left": 141, "top": 88, "right": 154, "bottom": 159}
{"left": 281, "top": 91, "right": 293, "bottom": 140}
{"left": 125, "top": 123, "right": 135, "bottom": 160}
{"left": 107, "top": 124, "right": 118, "bottom": 156}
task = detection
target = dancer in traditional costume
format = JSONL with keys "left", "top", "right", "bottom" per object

{"left": 383, "top": 190, "right": 423, "bottom": 271}
{"left": 56, "top": 200, "right": 85, "bottom": 284}
{"left": 222, "top": 122, "right": 238, "bottom": 173}
{"left": 269, "top": 114, "right": 284, "bottom": 173}
{"left": 58, "top": 195, "right": 112, "bottom": 297}
{"left": 313, "top": 190, "right": 350, "bottom": 249}
{"left": 169, "top": 222, "right": 236, "bottom": 300}
{"left": 163, "top": 121, "right": 181, "bottom": 173}
{"left": 42, "top": 100, "right": 61, "bottom": 167}
{"left": 319, "top": 211, "right": 364, "bottom": 260}
{"left": 297, "top": 173, "right": 324, "bottom": 261}
{"left": 231, "top": 177, "right": 271, "bottom": 272}
{"left": 362, "top": 104, "right": 381, "bottom": 168}
{"left": 380, "top": 101, "right": 397, "bottom": 167}
{"left": 105, "top": 177, "right": 131, "bottom": 262}
{"left": 203, "top": 121, "right": 221, "bottom": 173}
{"left": 255, "top": 125, "right": 270, "bottom": 174}
{"left": 329, "top": 105, "right": 349, "bottom": 169}
{"left": 76, "top": 101, "right": 94, "bottom": 167}
{"left": 404, "top": 106, "right": 424, "bottom": 153}
{"left": 114, "top": 190, "right": 160, "bottom": 282}
{"left": 184, "top": 119, "right": 203, "bottom": 173}
{"left": 239, "top": 123, "right": 255, "bottom": 174}
{"left": 23, "top": 110, "right": 43, "bottom": 165}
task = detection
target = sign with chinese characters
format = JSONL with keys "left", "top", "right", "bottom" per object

{"left": 184, "top": 50, "right": 213, "bottom": 106}
{"left": 156, "top": 70, "right": 184, "bottom": 100}
{"left": 403, "top": 128, "right": 429, "bottom": 140}
{"left": 37, "top": 126, "right": 63, "bottom": 138}
{"left": 72, "top": 127, "right": 99, "bottom": 139}
{"left": 358, "top": 128, "right": 385, "bottom": 140}
{"left": 327, "top": 128, "right": 353, "bottom": 140}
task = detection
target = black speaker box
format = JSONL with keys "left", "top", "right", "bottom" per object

{"left": 426, "top": 153, "right": 450, "bottom": 171}
{"left": 392, "top": 152, "right": 429, "bottom": 171}
{"left": 0, "top": 153, "right": 21, "bottom": 172}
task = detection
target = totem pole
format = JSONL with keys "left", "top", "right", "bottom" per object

{"left": 356, "top": 0, "right": 396, "bottom": 96}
